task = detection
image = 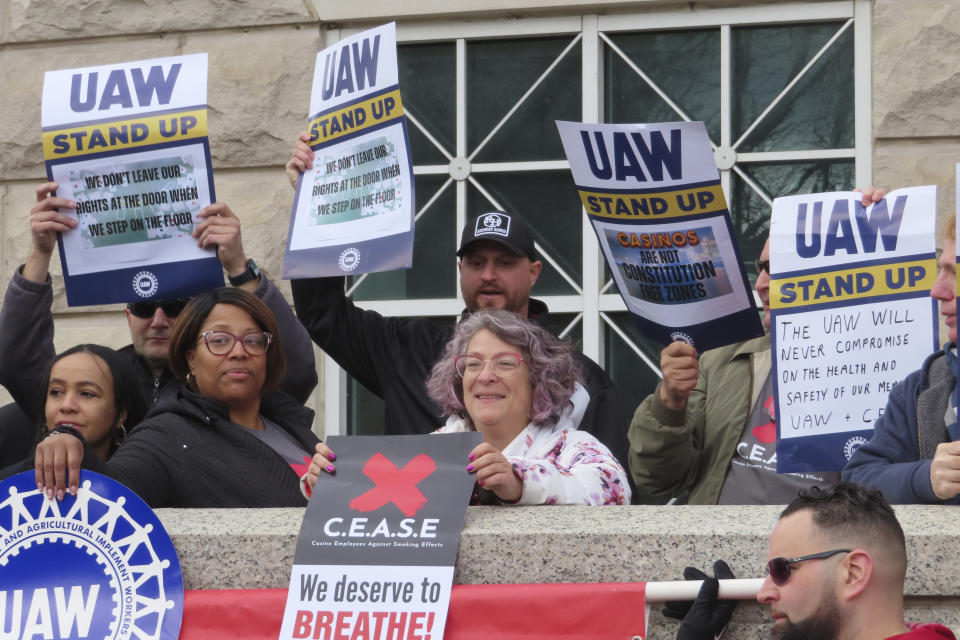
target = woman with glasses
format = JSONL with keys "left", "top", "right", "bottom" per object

{"left": 34, "top": 288, "right": 319, "bottom": 507}
{"left": 305, "top": 310, "right": 629, "bottom": 505}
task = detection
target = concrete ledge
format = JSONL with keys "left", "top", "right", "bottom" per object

{"left": 158, "top": 505, "right": 960, "bottom": 639}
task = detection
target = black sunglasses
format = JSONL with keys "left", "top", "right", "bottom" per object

{"left": 765, "top": 548, "right": 851, "bottom": 586}
{"left": 755, "top": 258, "right": 770, "bottom": 274}
{"left": 126, "top": 298, "right": 190, "bottom": 319}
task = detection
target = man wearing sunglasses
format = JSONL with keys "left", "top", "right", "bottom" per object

{"left": 676, "top": 483, "right": 952, "bottom": 640}
{"left": 755, "top": 483, "right": 951, "bottom": 640}
{"left": 0, "top": 184, "right": 318, "bottom": 427}
{"left": 843, "top": 212, "right": 960, "bottom": 504}
{"left": 284, "top": 136, "right": 622, "bottom": 478}
{"left": 629, "top": 189, "right": 886, "bottom": 505}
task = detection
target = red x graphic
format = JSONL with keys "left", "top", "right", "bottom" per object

{"left": 349, "top": 453, "right": 437, "bottom": 517}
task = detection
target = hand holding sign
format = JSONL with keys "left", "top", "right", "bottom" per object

{"left": 26, "top": 182, "right": 78, "bottom": 282}
{"left": 305, "top": 441, "right": 338, "bottom": 495}
{"left": 286, "top": 131, "right": 314, "bottom": 189}
{"left": 467, "top": 442, "right": 523, "bottom": 502}
{"left": 658, "top": 341, "right": 700, "bottom": 411}
{"left": 193, "top": 202, "right": 251, "bottom": 280}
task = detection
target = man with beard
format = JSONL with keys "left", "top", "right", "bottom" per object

{"left": 675, "top": 483, "right": 954, "bottom": 640}
{"left": 285, "top": 134, "right": 623, "bottom": 476}
{"left": 756, "top": 483, "right": 951, "bottom": 640}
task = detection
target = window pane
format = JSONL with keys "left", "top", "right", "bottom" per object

{"left": 399, "top": 43, "right": 456, "bottom": 164}
{"left": 603, "top": 312, "right": 664, "bottom": 429}
{"left": 469, "top": 37, "right": 581, "bottom": 163}
{"left": 351, "top": 175, "right": 457, "bottom": 300}
{"left": 604, "top": 29, "right": 720, "bottom": 142}
{"left": 731, "top": 160, "right": 855, "bottom": 278}
{"left": 348, "top": 377, "right": 385, "bottom": 435}
{"left": 733, "top": 22, "right": 854, "bottom": 151}
{"left": 467, "top": 171, "right": 582, "bottom": 295}
{"left": 467, "top": 36, "right": 580, "bottom": 162}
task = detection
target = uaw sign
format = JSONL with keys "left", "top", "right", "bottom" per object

{"left": 0, "top": 470, "right": 183, "bottom": 640}
{"left": 279, "top": 433, "right": 479, "bottom": 640}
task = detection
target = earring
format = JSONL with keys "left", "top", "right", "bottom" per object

{"left": 186, "top": 371, "right": 195, "bottom": 387}
{"left": 114, "top": 422, "right": 128, "bottom": 445}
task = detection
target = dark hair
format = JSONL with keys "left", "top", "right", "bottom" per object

{"left": 781, "top": 482, "right": 906, "bottom": 565}
{"left": 38, "top": 344, "right": 148, "bottom": 455}
{"left": 167, "top": 287, "right": 286, "bottom": 394}
{"left": 426, "top": 309, "right": 582, "bottom": 425}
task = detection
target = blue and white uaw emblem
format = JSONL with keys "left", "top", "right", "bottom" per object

{"left": 0, "top": 471, "right": 183, "bottom": 640}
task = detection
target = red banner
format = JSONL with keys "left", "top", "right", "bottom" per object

{"left": 181, "top": 583, "right": 646, "bottom": 640}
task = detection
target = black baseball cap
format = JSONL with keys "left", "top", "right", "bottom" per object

{"left": 457, "top": 212, "right": 537, "bottom": 261}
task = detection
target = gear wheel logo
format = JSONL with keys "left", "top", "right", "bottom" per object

{"left": 844, "top": 435, "right": 868, "bottom": 460}
{"left": 669, "top": 331, "right": 694, "bottom": 346}
{"left": 0, "top": 471, "right": 183, "bottom": 640}
{"left": 338, "top": 247, "right": 361, "bottom": 272}
{"left": 132, "top": 271, "right": 159, "bottom": 298}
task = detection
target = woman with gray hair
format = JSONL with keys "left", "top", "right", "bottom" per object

{"left": 306, "top": 310, "right": 629, "bottom": 505}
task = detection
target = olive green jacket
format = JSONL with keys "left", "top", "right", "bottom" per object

{"left": 628, "top": 333, "right": 770, "bottom": 505}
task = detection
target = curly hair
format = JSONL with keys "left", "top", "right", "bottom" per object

{"left": 426, "top": 310, "right": 582, "bottom": 426}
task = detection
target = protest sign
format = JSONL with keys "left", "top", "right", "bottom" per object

{"left": 283, "top": 23, "right": 415, "bottom": 278}
{"left": 42, "top": 53, "right": 222, "bottom": 305}
{"left": 0, "top": 470, "right": 183, "bottom": 640}
{"left": 556, "top": 120, "right": 763, "bottom": 351}
{"left": 769, "top": 187, "right": 939, "bottom": 472}
{"left": 279, "top": 433, "right": 480, "bottom": 640}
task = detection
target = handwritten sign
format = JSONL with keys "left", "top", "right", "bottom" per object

{"left": 770, "top": 187, "right": 939, "bottom": 472}
{"left": 556, "top": 120, "right": 763, "bottom": 351}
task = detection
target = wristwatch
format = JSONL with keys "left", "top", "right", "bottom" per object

{"left": 228, "top": 258, "right": 260, "bottom": 287}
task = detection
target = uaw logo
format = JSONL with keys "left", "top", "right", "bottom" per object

{"left": 844, "top": 435, "right": 869, "bottom": 460}
{"left": 669, "top": 330, "right": 694, "bottom": 346}
{"left": 0, "top": 471, "right": 182, "bottom": 640}
{"left": 132, "top": 271, "right": 159, "bottom": 298}
{"left": 323, "top": 454, "right": 438, "bottom": 540}
{"left": 338, "top": 247, "right": 361, "bottom": 272}
{"left": 474, "top": 213, "right": 510, "bottom": 238}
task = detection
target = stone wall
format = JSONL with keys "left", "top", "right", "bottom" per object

{"left": 162, "top": 505, "right": 960, "bottom": 639}
{"left": 1, "top": 0, "right": 958, "bottom": 412}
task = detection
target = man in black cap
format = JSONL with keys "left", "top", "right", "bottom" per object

{"left": 289, "top": 202, "right": 622, "bottom": 467}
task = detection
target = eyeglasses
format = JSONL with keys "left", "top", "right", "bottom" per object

{"left": 765, "top": 548, "right": 851, "bottom": 586}
{"left": 200, "top": 330, "right": 272, "bottom": 356}
{"left": 755, "top": 259, "right": 771, "bottom": 274}
{"left": 127, "top": 298, "right": 190, "bottom": 319}
{"left": 455, "top": 352, "right": 524, "bottom": 377}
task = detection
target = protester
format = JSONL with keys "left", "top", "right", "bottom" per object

{"left": 0, "top": 344, "right": 147, "bottom": 484}
{"left": 285, "top": 134, "right": 625, "bottom": 480}
{"left": 0, "top": 183, "right": 317, "bottom": 424}
{"left": 676, "top": 483, "right": 954, "bottom": 640}
{"left": 305, "top": 310, "right": 630, "bottom": 505}
{"left": 842, "top": 213, "right": 959, "bottom": 503}
{"left": 627, "top": 190, "right": 884, "bottom": 504}
{"left": 33, "top": 288, "right": 319, "bottom": 507}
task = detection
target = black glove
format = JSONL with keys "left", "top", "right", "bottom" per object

{"left": 662, "top": 566, "right": 710, "bottom": 620}
{"left": 676, "top": 561, "right": 738, "bottom": 640}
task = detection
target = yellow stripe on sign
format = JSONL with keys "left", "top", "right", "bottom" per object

{"left": 577, "top": 184, "right": 727, "bottom": 220}
{"left": 309, "top": 89, "right": 405, "bottom": 145}
{"left": 771, "top": 258, "right": 936, "bottom": 309}
{"left": 42, "top": 109, "right": 208, "bottom": 160}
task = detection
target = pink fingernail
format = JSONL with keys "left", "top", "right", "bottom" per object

{"left": 328, "top": 452, "right": 336, "bottom": 461}
{"left": 326, "top": 464, "right": 335, "bottom": 473}
{"left": 56, "top": 489, "right": 64, "bottom": 502}
{"left": 478, "top": 480, "right": 485, "bottom": 487}
{"left": 466, "top": 464, "right": 474, "bottom": 472}
{"left": 468, "top": 453, "right": 475, "bottom": 461}
{"left": 37, "top": 482, "right": 43, "bottom": 492}
{"left": 46, "top": 488, "right": 53, "bottom": 500}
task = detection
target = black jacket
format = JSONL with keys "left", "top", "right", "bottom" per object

{"left": 291, "top": 276, "right": 626, "bottom": 472}
{"left": 79, "top": 388, "right": 319, "bottom": 508}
